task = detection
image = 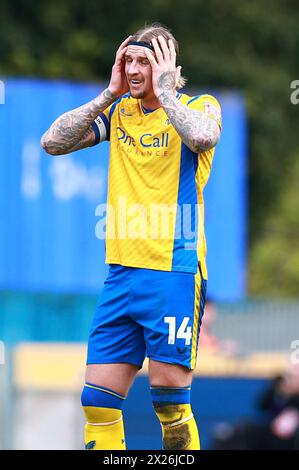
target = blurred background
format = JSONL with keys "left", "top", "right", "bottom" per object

{"left": 1, "top": 0, "right": 299, "bottom": 450}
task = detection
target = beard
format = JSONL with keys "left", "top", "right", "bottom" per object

{"left": 129, "top": 88, "right": 148, "bottom": 99}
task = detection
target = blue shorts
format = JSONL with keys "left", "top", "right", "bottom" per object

{"left": 87, "top": 264, "right": 207, "bottom": 370}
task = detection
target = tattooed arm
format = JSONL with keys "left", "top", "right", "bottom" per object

{"left": 144, "top": 36, "right": 220, "bottom": 153}
{"left": 41, "top": 35, "right": 132, "bottom": 155}
{"left": 158, "top": 86, "right": 220, "bottom": 153}
{"left": 41, "top": 88, "right": 116, "bottom": 155}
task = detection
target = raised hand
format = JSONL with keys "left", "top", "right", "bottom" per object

{"left": 108, "top": 35, "right": 132, "bottom": 97}
{"left": 144, "top": 36, "right": 220, "bottom": 154}
{"left": 144, "top": 36, "right": 181, "bottom": 98}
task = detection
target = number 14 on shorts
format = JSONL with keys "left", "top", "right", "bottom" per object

{"left": 164, "top": 317, "right": 192, "bottom": 345}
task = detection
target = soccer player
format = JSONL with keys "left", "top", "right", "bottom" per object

{"left": 41, "top": 23, "right": 222, "bottom": 450}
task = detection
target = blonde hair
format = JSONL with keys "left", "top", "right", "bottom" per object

{"left": 131, "top": 23, "right": 187, "bottom": 90}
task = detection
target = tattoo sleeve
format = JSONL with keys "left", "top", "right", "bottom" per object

{"left": 41, "top": 88, "right": 116, "bottom": 155}
{"left": 157, "top": 81, "right": 220, "bottom": 153}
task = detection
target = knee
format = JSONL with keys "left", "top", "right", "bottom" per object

{"left": 149, "top": 362, "right": 193, "bottom": 388}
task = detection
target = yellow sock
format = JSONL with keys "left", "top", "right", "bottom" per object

{"left": 83, "top": 406, "right": 126, "bottom": 450}
{"left": 154, "top": 404, "right": 200, "bottom": 450}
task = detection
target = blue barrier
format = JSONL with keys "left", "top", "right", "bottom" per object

{"left": 0, "top": 78, "right": 247, "bottom": 300}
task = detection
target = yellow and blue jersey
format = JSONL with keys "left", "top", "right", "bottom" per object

{"left": 92, "top": 92, "right": 222, "bottom": 280}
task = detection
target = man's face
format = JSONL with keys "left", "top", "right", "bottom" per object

{"left": 125, "top": 45, "right": 155, "bottom": 100}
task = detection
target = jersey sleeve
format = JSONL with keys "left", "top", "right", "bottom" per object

{"left": 187, "top": 94, "right": 222, "bottom": 130}
{"left": 91, "top": 103, "right": 113, "bottom": 145}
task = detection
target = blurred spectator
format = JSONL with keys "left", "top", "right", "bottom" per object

{"left": 211, "top": 364, "right": 299, "bottom": 449}
{"left": 200, "top": 299, "right": 240, "bottom": 356}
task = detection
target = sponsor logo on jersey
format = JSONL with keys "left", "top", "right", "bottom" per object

{"left": 117, "top": 127, "right": 169, "bottom": 148}
{"left": 203, "top": 102, "right": 221, "bottom": 123}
